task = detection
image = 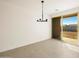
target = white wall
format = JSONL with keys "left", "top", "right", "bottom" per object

{"left": 0, "top": 0, "right": 79, "bottom": 52}
{"left": 0, "top": 0, "right": 51, "bottom": 52}
{"left": 51, "top": 7, "right": 79, "bottom": 17}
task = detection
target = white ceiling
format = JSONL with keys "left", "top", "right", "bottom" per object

{"left": 1, "top": 0, "right": 79, "bottom": 16}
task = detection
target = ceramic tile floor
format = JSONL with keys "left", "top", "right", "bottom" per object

{"left": 0, "top": 39, "right": 79, "bottom": 58}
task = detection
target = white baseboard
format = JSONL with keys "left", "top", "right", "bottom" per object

{"left": 0, "top": 38, "right": 49, "bottom": 53}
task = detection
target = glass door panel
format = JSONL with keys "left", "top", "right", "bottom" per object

{"left": 62, "top": 15, "right": 78, "bottom": 45}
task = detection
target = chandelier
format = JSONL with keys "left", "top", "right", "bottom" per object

{"left": 37, "top": 0, "right": 48, "bottom": 22}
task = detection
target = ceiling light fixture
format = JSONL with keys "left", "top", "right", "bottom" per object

{"left": 37, "top": 0, "right": 48, "bottom": 22}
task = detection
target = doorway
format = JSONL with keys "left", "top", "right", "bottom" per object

{"left": 52, "top": 13, "right": 78, "bottom": 46}
{"left": 61, "top": 13, "right": 78, "bottom": 45}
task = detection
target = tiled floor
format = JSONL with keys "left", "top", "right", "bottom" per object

{"left": 0, "top": 39, "right": 79, "bottom": 58}
{"left": 62, "top": 37, "right": 78, "bottom": 46}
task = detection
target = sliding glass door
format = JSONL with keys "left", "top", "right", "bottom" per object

{"left": 62, "top": 14, "right": 78, "bottom": 45}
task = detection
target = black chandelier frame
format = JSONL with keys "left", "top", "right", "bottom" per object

{"left": 37, "top": 0, "right": 48, "bottom": 22}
